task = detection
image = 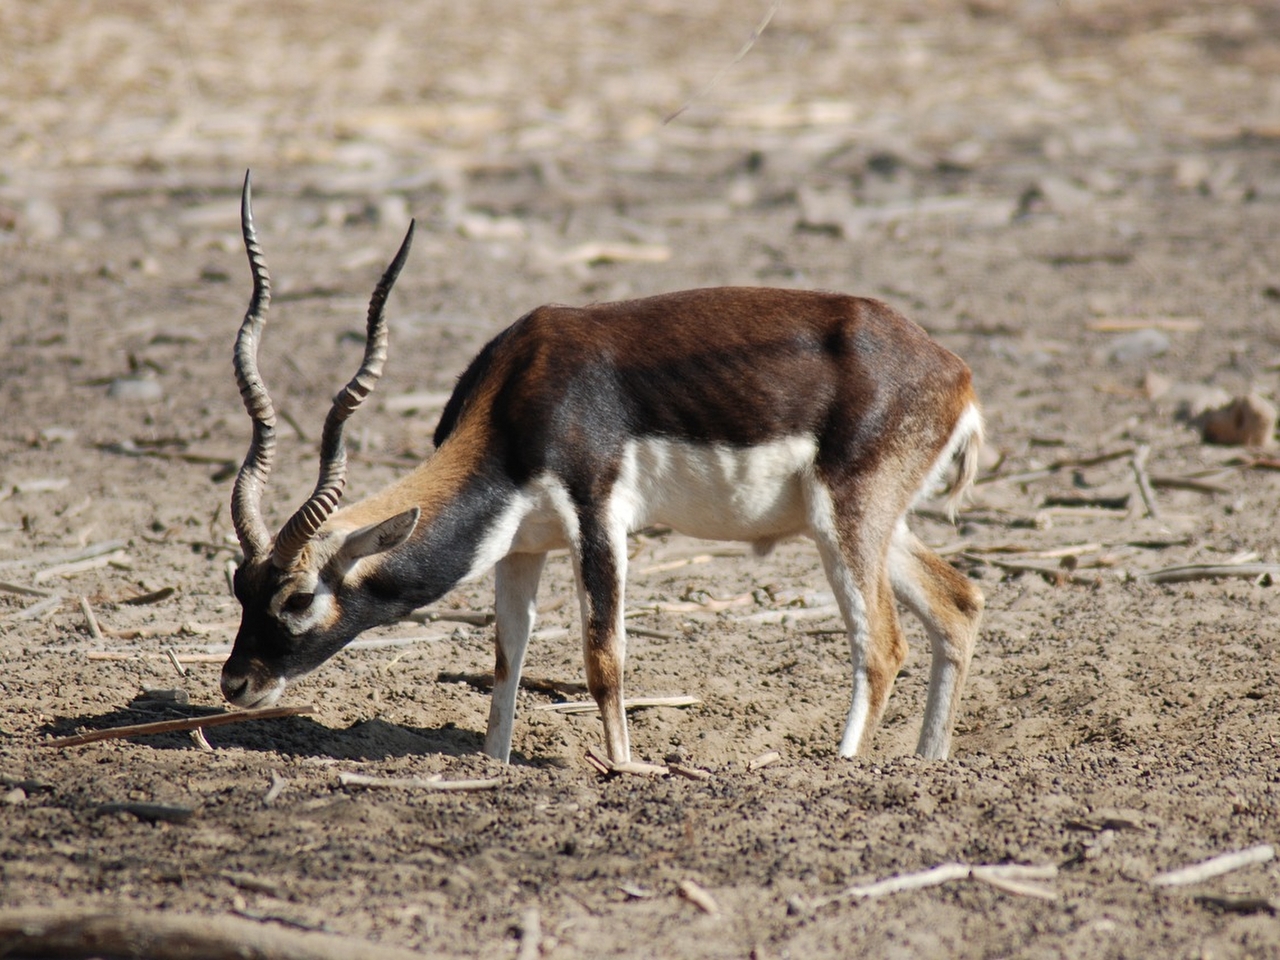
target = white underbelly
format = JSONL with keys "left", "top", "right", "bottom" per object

{"left": 616, "top": 436, "right": 814, "bottom": 543}
{"left": 502, "top": 436, "right": 816, "bottom": 559}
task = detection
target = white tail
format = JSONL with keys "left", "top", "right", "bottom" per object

{"left": 221, "top": 175, "right": 985, "bottom": 763}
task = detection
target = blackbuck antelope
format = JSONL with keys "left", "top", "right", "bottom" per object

{"left": 222, "top": 173, "right": 985, "bottom": 763}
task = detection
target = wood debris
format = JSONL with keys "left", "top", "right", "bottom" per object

{"left": 584, "top": 745, "right": 669, "bottom": 778}
{"left": 747, "top": 751, "right": 781, "bottom": 771}
{"left": 190, "top": 728, "right": 215, "bottom": 752}
{"left": 1139, "top": 563, "right": 1280, "bottom": 585}
{"left": 515, "top": 907, "right": 542, "bottom": 960}
{"left": 78, "top": 596, "right": 104, "bottom": 642}
{"left": 961, "top": 554, "right": 1103, "bottom": 587}
{"left": 0, "top": 906, "right": 430, "bottom": 960}
{"left": 164, "top": 647, "right": 188, "bottom": 677}
{"left": 7, "top": 595, "right": 65, "bottom": 622}
{"left": 42, "top": 705, "right": 315, "bottom": 748}
{"left": 1130, "top": 445, "right": 1160, "bottom": 519}
{"left": 1194, "top": 894, "right": 1277, "bottom": 916}
{"left": 977, "top": 447, "right": 1135, "bottom": 486}
{"left": 618, "top": 883, "right": 656, "bottom": 900}
{"left": 336, "top": 772, "right": 502, "bottom": 792}
{"left": 628, "top": 625, "right": 682, "bottom": 640}
{"left": 122, "top": 586, "right": 177, "bottom": 605}
{"left": 1150, "top": 843, "right": 1275, "bottom": 887}
{"left": 34, "top": 549, "right": 130, "bottom": 582}
{"left": 0, "top": 539, "right": 127, "bottom": 573}
{"left": 262, "top": 770, "right": 289, "bottom": 806}
{"left": 0, "top": 580, "right": 57, "bottom": 598}
{"left": 668, "top": 763, "right": 714, "bottom": 782}
{"left": 970, "top": 864, "right": 1059, "bottom": 900}
{"left": 94, "top": 801, "right": 195, "bottom": 824}
{"left": 535, "top": 695, "right": 700, "bottom": 715}
{"left": 677, "top": 879, "right": 721, "bottom": 916}
{"left": 797, "top": 861, "right": 1060, "bottom": 912}
{"left": 87, "top": 651, "right": 227, "bottom": 664}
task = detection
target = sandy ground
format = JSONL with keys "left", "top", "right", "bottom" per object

{"left": 3, "top": 1, "right": 1280, "bottom": 957}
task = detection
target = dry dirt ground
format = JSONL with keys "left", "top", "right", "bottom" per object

{"left": 3, "top": 1, "right": 1280, "bottom": 957}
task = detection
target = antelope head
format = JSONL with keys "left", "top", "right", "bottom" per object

{"left": 221, "top": 172, "right": 418, "bottom": 708}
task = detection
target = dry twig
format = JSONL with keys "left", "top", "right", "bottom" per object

{"left": 515, "top": 908, "right": 542, "bottom": 960}
{"left": 677, "top": 879, "right": 721, "bottom": 916}
{"left": 977, "top": 447, "right": 1135, "bottom": 486}
{"left": 123, "top": 586, "right": 177, "bottom": 605}
{"left": 0, "top": 907, "right": 430, "bottom": 960}
{"left": 78, "top": 596, "right": 104, "bottom": 642}
{"left": 535, "top": 695, "right": 700, "bottom": 715}
{"left": 1139, "top": 563, "right": 1280, "bottom": 585}
{"left": 95, "top": 802, "right": 195, "bottom": 824}
{"left": 970, "top": 864, "right": 1059, "bottom": 900}
{"left": 263, "top": 770, "right": 288, "bottom": 806}
{"left": 6, "top": 595, "right": 65, "bottom": 622}
{"left": 584, "top": 744, "right": 669, "bottom": 777}
{"left": 1151, "top": 844, "right": 1275, "bottom": 887}
{"left": 0, "top": 580, "right": 56, "bottom": 598}
{"left": 34, "top": 550, "right": 130, "bottom": 583}
{"left": 87, "top": 650, "right": 227, "bottom": 663}
{"left": 164, "top": 647, "right": 189, "bottom": 677}
{"left": 1131, "top": 445, "right": 1160, "bottom": 519}
{"left": 799, "top": 862, "right": 1059, "bottom": 911}
{"left": 0, "top": 539, "right": 127, "bottom": 572}
{"left": 336, "top": 772, "right": 502, "bottom": 792}
{"left": 42, "top": 705, "right": 315, "bottom": 748}
{"left": 961, "top": 554, "right": 1102, "bottom": 587}
{"left": 669, "top": 763, "right": 714, "bottom": 782}
{"left": 190, "top": 727, "right": 214, "bottom": 752}
{"left": 1150, "top": 474, "right": 1232, "bottom": 495}
{"left": 628, "top": 625, "right": 682, "bottom": 640}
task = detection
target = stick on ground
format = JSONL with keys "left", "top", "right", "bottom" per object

{"left": 677, "top": 879, "right": 721, "bottom": 916}
{"left": 1151, "top": 844, "right": 1276, "bottom": 887}
{"left": 1139, "top": 563, "right": 1280, "bottom": 585}
{"left": 337, "top": 772, "right": 502, "bottom": 792}
{"left": 41, "top": 705, "right": 315, "bottom": 748}
{"left": 515, "top": 908, "right": 542, "bottom": 960}
{"left": 0, "top": 907, "right": 430, "bottom": 960}
{"left": 535, "top": 695, "right": 700, "bottom": 714}
{"left": 1131, "top": 444, "right": 1160, "bottom": 519}
{"left": 78, "top": 596, "right": 104, "bottom": 642}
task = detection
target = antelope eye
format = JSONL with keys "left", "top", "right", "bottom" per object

{"left": 281, "top": 592, "right": 315, "bottom": 615}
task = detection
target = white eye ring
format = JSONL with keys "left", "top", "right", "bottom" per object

{"left": 281, "top": 591, "right": 315, "bottom": 615}
{"left": 271, "top": 577, "right": 334, "bottom": 633}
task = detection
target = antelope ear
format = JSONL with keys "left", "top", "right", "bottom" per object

{"left": 335, "top": 507, "right": 420, "bottom": 566}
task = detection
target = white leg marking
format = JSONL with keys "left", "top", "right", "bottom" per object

{"left": 597, "top": 479, "right": 637, "bottom": 763}
{"left": 888, "top": 521, "right": 970, "bottom": 760}
{"left": 803, "top": 478, "right": 873, "bottom": 758}
{"left": 483, "top": 551, "right": 546, "bottom": 762}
